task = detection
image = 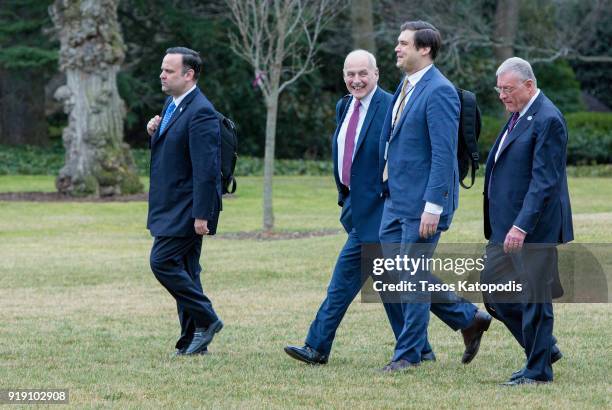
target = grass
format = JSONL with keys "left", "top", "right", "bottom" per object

{"left": 0, "top": 175, "right": 610, "bottom": 409}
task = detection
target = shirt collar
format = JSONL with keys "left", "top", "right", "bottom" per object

{"left": 354, "top": 85, "right": 377, "bottom": 110}
{"left": 173, "top": 84, "right": 197, "bottom": 107}
{"left": 518, "top": 89, "right": 540, "bottom": 118}
{"left": 406, "top": 64, "right": 433, "bottom": 87}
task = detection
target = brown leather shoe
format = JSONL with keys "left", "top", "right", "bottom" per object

{"left": 380, "top": 359, "right": 420, "bottom": 373}
{"left": 461, "top": 310, "right": 492, "bottom": 364}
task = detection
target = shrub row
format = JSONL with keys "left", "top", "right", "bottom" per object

{"left": 0, "top": 144, "right": 334, "bottom": 177}
{"left": 0, "top": 112, "right": 610, "bottom": 176}
{"left": 480, "top": 112, "right": 612, "bottom": 165}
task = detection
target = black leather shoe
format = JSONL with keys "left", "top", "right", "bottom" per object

{"left": 284, "top": 345, "right": 328, "bottom": 365}
{"left": 510, "top": 345, "right": 563, "bottom": 380}
{"left": 461, "top": 310, "right": 492, "bottom": 364}
{"left": 502, "top": 377, "right": 550, "bottom": 386}
{"left": 551, "top": 346, "right": 563, "bottom": 364}
{"left": 421, "top": 351, "right": 436, "bottom": 362}
{"left": 380, "top": 359, "right": 420, "bottom": 373}
{"left": 184, "top": 320, "right": 224, "bottom": 355}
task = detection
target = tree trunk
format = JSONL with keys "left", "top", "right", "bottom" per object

{"left": 263, "top": 93, "right": 278, "bottom": 232}
{"left": 50, "top": 0, "right": 142, "bottom": 197}
{"left": 493, "top": 0, "right": 520, "bottom": 63}
{"left": 0, "top": 68, "right": 49, "bottom": 146}
{"left": 350, "top": 0, "right": 376, "bottom": 53}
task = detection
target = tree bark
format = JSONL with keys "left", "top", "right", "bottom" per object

{"left": 493, "top": 0, "right": 520, "bottom": 63}
{"left": 50, "top": 0, "right": 142, "bottom": 197}
{"left": 350, "top": 0, "right": 376, "bottom": 53}
{"left": 0, "top": 68, "right": 49, "bottom": 146}
{"left": 263, "top": 92, "right": 279, "bottom": 232}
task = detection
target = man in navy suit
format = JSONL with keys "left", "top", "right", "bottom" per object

{"left": 482, "top": 57, "right": 573, "bottom": 385}
{"left": 378, "top": 21, "right": 492, "bottom": 372}
{"left": 284, "top": 50, "right": 408, "bottom": 364}
{"left": 146, "top": 47, "right": 223, "bottom": 356}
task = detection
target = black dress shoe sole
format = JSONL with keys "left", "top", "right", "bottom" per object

{"left": 283, "top": 346, "right": 327, "bottom": 365}
{"left": 502, "top": 378, "right": 550, "bottom": 386}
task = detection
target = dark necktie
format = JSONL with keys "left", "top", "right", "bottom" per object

{"left": 507, "top": 111, "right": 520, "bottom": 132}
{"left": 342, "top": 99, "right": 361, "bottom": 187}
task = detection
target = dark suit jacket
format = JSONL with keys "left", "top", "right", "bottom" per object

{"left": 381, "top": 66, "right": 460, "bottom": 219}
{"left": 484, "top": 92, "right": 573, "bottom": 244}
{"left": 332, "top": 87, "right": 393, "bottom": 243}
{"left": 147, "top": 87, "right": 222, "bottom": 237}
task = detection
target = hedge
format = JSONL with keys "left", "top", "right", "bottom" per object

{"left": 480, "top": 112, "right": 612, "bottom": 165}
{"left": 0, "top": 112, "right": 610, "bottom": 176}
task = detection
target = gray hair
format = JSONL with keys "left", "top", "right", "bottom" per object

{"left": 344, "top": 49, "right": 378, "bottom": 70}
{"left": 496, "top": 57, "right": 537, "bottom": 87}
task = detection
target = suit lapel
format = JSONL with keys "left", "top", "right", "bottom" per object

{"left": 153, "top": 87, "right": 200, "bottom": 145}
{"left": 353, "top": 88, "right": 381, "bottom": 158}
{"left": 495, "top": 93, "right": 543, "bottom": 161}
{"left": 391, "top": 67, "right": 435, "bottom": 140}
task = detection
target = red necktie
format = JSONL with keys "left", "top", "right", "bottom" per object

{"left": 342, "top": 99, "right": 361, "bottom": 187}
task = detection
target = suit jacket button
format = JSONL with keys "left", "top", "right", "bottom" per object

{"left": 444, "top": 192, "right": 448, "bottom": 198}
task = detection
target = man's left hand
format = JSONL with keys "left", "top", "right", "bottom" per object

{"left": 419, "top": 212, "right": 440, "bottom": 239}
{"left": 194, "top": 219, "right": 209, "bottom": 235}
{"left": 504, "top": 226, "right": 526, "bottom": 253}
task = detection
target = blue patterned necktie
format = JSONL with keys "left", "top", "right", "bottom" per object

{"left": 159, "top": 101, "right": 176, "bottom": 134}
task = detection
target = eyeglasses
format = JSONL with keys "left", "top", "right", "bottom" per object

{"left": 494, "top": 80, "right": 528, "bottom": 95}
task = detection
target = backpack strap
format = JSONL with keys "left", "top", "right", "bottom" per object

{"left": 457, "top": 89, "right": 481, "bottom": 189}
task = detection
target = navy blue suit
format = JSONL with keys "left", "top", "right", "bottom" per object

{"left": 379, "top": 66, "right": 477, "bottom": 364}
{"left": 305, "top": 87, "right": 412, "bottom": 356}
{"left": 148, "top": 87, "right": 222, "bottom": 350}
{"left": 481, "top": 91, "right": 573, "bottom": 381}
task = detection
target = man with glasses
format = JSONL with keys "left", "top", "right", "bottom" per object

{"left": 481, "top": 57, "right": 573, "bottom": 385}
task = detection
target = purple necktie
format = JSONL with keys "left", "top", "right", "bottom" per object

{"left": 507, "top": 112, "right": 520, "bottom": 132}
{"left": 342, "top": 99, "right": 361, "bottom": 187}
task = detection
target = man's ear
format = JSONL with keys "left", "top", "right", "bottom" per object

{"left": 185, "top": 68, "right": 195, "bottom": 81}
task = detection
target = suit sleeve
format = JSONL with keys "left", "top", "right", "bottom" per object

{"left": 513, "top": 115, "right": 567, "bottom": 233}
{"left": 189, "top": 105, "right": 220, "bottom": 220}
{"left": 424, "top": 85, "right": 460, "bottom": 206}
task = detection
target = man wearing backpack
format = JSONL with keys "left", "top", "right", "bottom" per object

{"left": 378, "top": 21, "right": 492, "bottom": 372}
{"left": 284, "top": 49, "right": 475, "bottom": 367}
{"left": 146, "top": 47, "right": 223, "bottom": 356}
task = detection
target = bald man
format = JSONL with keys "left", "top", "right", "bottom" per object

{"left": 284, "top": 50, "right": 407, "bottom": 364}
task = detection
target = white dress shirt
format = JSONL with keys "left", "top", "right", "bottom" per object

{"left": 337, "top": 86, "right": 377, "bottom": 186}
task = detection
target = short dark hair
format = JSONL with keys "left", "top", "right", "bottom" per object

{"left": 400, "top": 21, "right": 442, "bottom": 60}
{"left": 165, "top": 47, "right": 202, "bottom": 80}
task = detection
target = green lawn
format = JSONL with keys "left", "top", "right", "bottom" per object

{"left": 0, "top": 175, "right": 610, "bottom": 409}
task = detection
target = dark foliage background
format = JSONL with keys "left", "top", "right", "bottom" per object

{"left": 0, "top": 0, "right": 610, "bottom": 161}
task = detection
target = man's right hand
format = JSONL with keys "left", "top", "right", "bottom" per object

{"left": 147, "top": 115, "right": 161, "bottom": 137}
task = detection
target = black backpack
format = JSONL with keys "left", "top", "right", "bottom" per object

{"left": 216, "top": 112, "right": 238, "bottom": 194}
{"left": 456, "top": 88, "right": 482, "bottom": 189}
